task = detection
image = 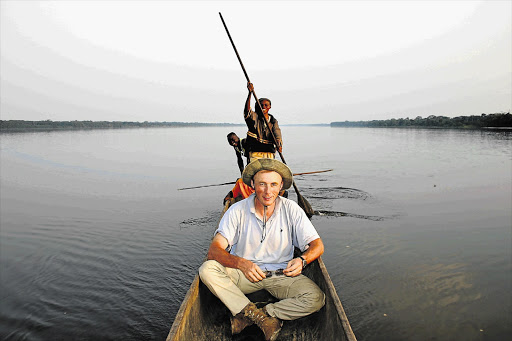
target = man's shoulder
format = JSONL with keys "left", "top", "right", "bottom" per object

{"left": 277, "top": 196, "right": 302, "bottom": 213}
{"left": 226, "top": 194, "right": 253, "bottom": 213}
{"left": 278, "top": 195, "right": 297, "bottom": 205}
{"left": 245, "top": 108, "right": 257, "bottom": 120}
{"left": 269, "top": 114, "right": 278, "bottom": 123}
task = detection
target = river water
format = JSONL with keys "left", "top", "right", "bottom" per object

{"left": 0, "top": 126, "right": 510, "bottom": 341}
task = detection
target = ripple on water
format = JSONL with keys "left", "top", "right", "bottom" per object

{"left": 302, "top": 186, "right": 372, "bottom": 201}
{"left": 179, "top": 210, "right": 222, "bottom": 228}
{"left": 0, "top": 211, "right": 209, "bottom": 341}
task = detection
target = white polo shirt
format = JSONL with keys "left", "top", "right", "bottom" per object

{"left": 215, "top": 193, "right": 320, "bottom": 271}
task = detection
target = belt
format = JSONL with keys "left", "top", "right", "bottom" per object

{"left": 264, "top": 269, "right": 285, "bottom": 278}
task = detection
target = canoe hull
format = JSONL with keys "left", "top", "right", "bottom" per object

{"left": 166, "top": 256, "right": 356, "bottom": 341}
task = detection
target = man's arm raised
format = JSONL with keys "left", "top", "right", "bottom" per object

{"left": 207, "top": 232, "right": 266, "bottom": 282}
{"left": 244, "top": 82, "right": 254, "bottom": 117}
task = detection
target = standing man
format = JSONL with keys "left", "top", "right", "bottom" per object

{"left": 199, "top": 158, "right": 325, "bottom": 341}
{"left": 244, "top": 82, "right": 283, "bottom": 162}
{"left": 227, "top": 132, "right": 248, "bottom": 175}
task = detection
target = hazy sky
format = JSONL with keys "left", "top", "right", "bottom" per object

{"left": 1, "top": 0, "right": 511, "bottom": 124}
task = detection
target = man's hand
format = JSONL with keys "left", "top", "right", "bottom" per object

{"left": 283, "top": 258, "right": 303, "bottom": 277}
{"left": 239, "top": 258, "right": 266, "bottom": 282}
{"left": 223, "top": 191, "right": 233, "bottom": 205}
{"left": 276, "top": 140, "right": 283, "bottom": 154}
{"left": 247, "top": 82, "right": 254, "bottom": 93}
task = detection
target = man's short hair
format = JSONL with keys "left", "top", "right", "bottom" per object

{"left": 259, "top": 98, "right": 271, "bottom": 106}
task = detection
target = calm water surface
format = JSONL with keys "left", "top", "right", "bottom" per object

{"left": 1, "top": 127, "right": 511, "bottom": 340}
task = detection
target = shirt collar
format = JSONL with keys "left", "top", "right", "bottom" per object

{"left": 248, "top": 193, "right": 283, "bottom": 217}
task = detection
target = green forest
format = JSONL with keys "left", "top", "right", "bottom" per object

{"left": 331, "top": 112, "right": 511, "bottom": 128}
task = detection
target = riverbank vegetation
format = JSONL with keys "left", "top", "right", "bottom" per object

{"left": 331, "top": 112, "right": 511, "bottom": 128}
{"left": 2, "top": 112, "right": 511, "bottom": 132}
{"left": 0, "top": 120, "right": 243, "bottom": 132}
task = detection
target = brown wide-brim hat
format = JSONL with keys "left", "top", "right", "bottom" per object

{"left": 242, "top": 158, "right": 293, "bottom": 190}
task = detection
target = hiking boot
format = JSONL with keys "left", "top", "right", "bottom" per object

{"left": 241, "top": 302, "right": 282, "bottom": 341}
{"left": 230, "top": 311, "right": 253, "bottom": 335}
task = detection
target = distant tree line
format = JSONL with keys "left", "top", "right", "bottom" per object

{"left": 331, "top": 112, "right": 512, "bottom": 128}
{"left": 0, "top": 120, "right": 244, "bottom": 131}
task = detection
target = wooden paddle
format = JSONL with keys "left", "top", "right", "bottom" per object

{"left": 178, "top": 169, "right": 333, "bottom": 190}
{"left": 219, "top": 12, "right": 315, "bottom": 217}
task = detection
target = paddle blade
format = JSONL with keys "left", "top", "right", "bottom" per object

{"left": 297, "top": 193, "right": 315, "bottom": 218}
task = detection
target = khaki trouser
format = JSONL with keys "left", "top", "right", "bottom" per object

{"left": 248, "top": 151, "right": 275, "bottom": 163}
{"left": 198, "top": 260, "right": 325, "bottom": 320}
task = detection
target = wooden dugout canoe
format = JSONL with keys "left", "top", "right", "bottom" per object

{"left": 166, "top": 202, "right": 357, "bottom": 341}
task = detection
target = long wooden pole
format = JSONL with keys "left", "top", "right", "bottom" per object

{"left": 178, "top": 169, "right": 333, "bottom": 190}
{"left": 219, "top": 12, "right": 315, "bottom": 217}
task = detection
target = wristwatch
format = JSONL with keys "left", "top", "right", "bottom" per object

{"left": 299, "top": 256, "right": 307, "bottom": 269}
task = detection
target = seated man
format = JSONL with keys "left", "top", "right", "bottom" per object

{"left": 199, "top": 158, "right": 325, "bottom": 341}
{"left": 227, "top": 132, "right": 248, "bottom": 175}
{"left": 223, "top": 178, "right": 255, "bottom": 207}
